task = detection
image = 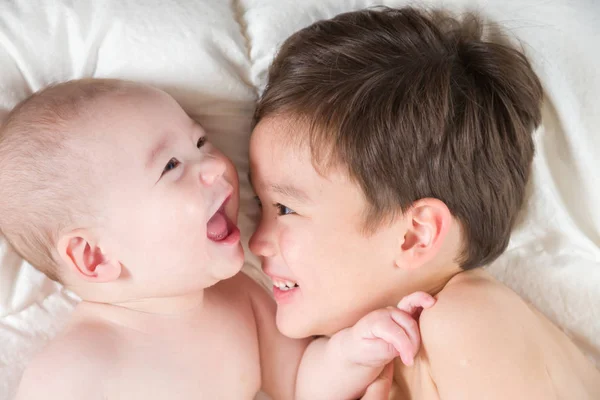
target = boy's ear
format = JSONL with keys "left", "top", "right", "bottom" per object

{"left": 395, "top": 198, "right": 452, "bottom": 270}
{"left": 57, "top": 229, "right": 121, "bottom": 283}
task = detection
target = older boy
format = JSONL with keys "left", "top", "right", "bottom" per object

{"left": 249, "top": 7, "right": 600, "bottom": 399}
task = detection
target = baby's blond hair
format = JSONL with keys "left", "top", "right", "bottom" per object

{"left": 0, "top": 79, "right": 137, "bottom": 282}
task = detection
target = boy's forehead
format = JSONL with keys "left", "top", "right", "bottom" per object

{"left": 251, "top": 123, "right": 309, "bottom": 179}
{"left": 251, "top": 117, "right": 311, "bottom": 164}
{"left": 250, "top": 126, "right": 353, "bottom": 202}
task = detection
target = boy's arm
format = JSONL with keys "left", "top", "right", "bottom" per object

{"left": 295, "top": 293, "right": 434, "bottom": 400}
{"left": 244, "top": 269, "right": 433, "bottom": 400}
{"left": 361, "top": 363, "right": 396, "bottom": 400}
{"left": 420, "top": 284, "right": 556, "bottom": 399}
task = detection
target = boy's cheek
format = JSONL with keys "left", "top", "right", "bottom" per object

{"left": 278, "top": 226, "right": 310, "bottom": 267}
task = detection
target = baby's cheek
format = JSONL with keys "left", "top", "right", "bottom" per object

{"left": 225, "top": 158, "right": 239, "bottom": 187}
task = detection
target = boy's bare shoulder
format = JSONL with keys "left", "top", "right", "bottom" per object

{"left": 417, "top": 270, "right": 556, "bottom": 398}
{"left": 16, "top": 320, "right": 119, "bottom": 400}
{"left": 420, "top": 269, "right": 521, "bottom": 333}
{"left": 419, "top": 269, "right": 525, "bottom": 359}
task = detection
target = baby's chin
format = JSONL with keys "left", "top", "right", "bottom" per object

{"left": 208, "top": 249, "right": 245, "bottom": 283}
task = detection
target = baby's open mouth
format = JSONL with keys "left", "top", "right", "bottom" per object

{"left": 207, "top": 200, "right": 234, "bottom": 242}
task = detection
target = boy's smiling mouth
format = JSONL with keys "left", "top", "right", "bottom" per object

{"left": 267, "top": 274, "right": 300, "bottom": 303}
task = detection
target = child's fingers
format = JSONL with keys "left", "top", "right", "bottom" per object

{"left": 372, "top": 315, "right": 416, "bottom": 366}
{"left": 388, "top": 308, "right": 421, "bottom": 363}
{"left": 396, "top": 291, "right": 435, "bottom": 315}
{"left": 356, "top": 336, "right": 399, "bottom": 365}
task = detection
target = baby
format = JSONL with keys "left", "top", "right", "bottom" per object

{"left": 249, "top": 6, "right": 600, "bottom": 399}
{"left": 0, "top": 79, "right": 432, "bottom": 399}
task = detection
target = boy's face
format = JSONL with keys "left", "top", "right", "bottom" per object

{"left": 249, "top": 117, "right": 403, "bottom": 338}
{"left": 83, "top": 88, "right": 243, "bottom": 296}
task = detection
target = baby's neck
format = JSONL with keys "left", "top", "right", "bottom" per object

{"left": 111, "top": 290, "right": 205, "bottom": 315}
{"left": 73, "top": 290, "right": 207, "bottom": 333}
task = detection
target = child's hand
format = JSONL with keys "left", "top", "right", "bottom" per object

{"left": 344, "top": 292, "right": 435, "bottom": 368}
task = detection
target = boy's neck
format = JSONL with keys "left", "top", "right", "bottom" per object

{"left": 390, "top": 262, "right": 462, "bottom": 306}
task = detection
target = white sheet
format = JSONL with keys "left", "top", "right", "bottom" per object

{"left": 1, "top": 0, "right": 599, "bottom": 398}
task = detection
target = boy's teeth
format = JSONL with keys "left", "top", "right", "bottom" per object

{"left": 273, "top": 279, "right": 298, "bottom": 290}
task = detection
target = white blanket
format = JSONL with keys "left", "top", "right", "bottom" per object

{"left": 1, "top": 0, "right": 599, "bottom": 398}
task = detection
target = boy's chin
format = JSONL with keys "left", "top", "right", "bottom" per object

{"left": 277, "top": 307, "right": 354, "bottom": 339}
{"left": 276, "top": 311, "right": 322, "bottom": 339}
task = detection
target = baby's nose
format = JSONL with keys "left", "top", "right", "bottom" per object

{"left": 199, "top": 156, "right": 226, "bottom": 186}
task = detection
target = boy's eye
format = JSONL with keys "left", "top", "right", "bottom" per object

{"left": 197, "top": 137, "right": 207, "bottom": 149}
{"left": 254, "top": 196, "right": 262, "bottom": 208}
{"left": 161, "top": 157, "right": 180, "bottom": 177}
{"left": 276, "top": 203, "right": 295, "bottom": 216}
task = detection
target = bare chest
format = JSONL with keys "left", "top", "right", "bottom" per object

{"left": 103, "top": 306, "right": 261, "bottom": 399}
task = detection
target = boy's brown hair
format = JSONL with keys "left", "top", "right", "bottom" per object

{"left": 254, "top": 7, "right": 543, "bottom": 270}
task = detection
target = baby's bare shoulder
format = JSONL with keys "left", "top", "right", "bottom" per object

{"left": 15, "top": 320, "right": 119, "bottom": 400}
{"left": 213, "top": 270, "right": 272, "bottom": 309}
{"left": 207, "top": 271, "right": 271, "bottom": 332}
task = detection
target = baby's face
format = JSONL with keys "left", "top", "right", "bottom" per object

{"left": 249, "top": 117, "right": 403, "bottom": 338}
{"left": 83, "top": 88, "right": 243, "bottom": 296}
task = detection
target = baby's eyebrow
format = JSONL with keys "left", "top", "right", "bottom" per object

{"left": 146, "top": 137, "right": 169, "bottom": 169}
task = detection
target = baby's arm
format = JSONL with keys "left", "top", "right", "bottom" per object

{"left": 241, "top": 272, "right": 312, "bottom": 399}
{"left": 295, "top": 292, "right": 435, "bottom": 400}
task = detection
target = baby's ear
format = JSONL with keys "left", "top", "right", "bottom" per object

{"left": 395, "top": 198, "right": 452, "bottom": 270}
{"left": 57, "top": 229, "right": 121, "bottom": 283}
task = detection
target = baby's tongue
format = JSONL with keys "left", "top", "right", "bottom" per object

{"left": 207, "top": 211, "right": 228, "bottom": 241}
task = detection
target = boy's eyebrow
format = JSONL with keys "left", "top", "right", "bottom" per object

{"left": 146, "top": 137, "right": 169, "bottom": 169}
{"left": 270, "top": 183, "right": 311, "bottom": 202}
{"left": 248, "top": 170, "right": 310, "bottom": 202}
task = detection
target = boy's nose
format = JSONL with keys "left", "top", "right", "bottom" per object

{"left": 249, "top": 226, "right": 277, "bottom": 258}
{"left": 199, "top": 155, "right": 226, "bottom": 186}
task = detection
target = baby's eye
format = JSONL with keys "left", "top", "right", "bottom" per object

{"left": 197, "top": 136, "right": 207, "bottom": 149}
{"left": 254, "top": 196, "right": 262, "bottom": 209}
{"left": 161, "top": 157, "right": 180, "bottom": 177}
{"left": 276, "top": 203, "right": 295, "bottom": 216}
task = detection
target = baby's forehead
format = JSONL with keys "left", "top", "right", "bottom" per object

{"left": 77, "top": 90, "right": 183, "bottom": 137}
